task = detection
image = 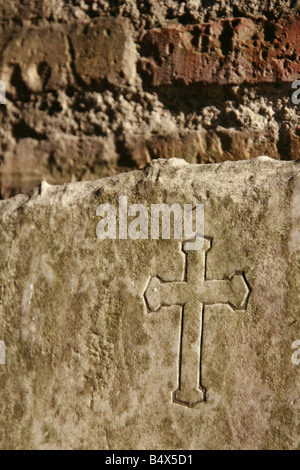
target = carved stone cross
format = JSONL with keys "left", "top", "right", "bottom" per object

{"left": 144, "top": 238, "right": 250, "bottom": 408}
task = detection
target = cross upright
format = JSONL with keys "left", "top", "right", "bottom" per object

{"left": 144, "top": 237, "right": 250, "bottom": 408}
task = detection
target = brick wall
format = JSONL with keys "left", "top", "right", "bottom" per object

{"left": 0, "top": 1, "right": 299, "bottom": 197}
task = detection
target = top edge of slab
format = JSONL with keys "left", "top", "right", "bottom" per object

{"left": 0, "top": 156, "right": 297, "bottom": 213}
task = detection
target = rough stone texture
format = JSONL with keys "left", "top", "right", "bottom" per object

{"left": 0, "top": 1, "right": 299, "bottom": 198}
{"left": 0, "top": 134, "right": 119, "bottom": 199}
{"left": 1, "top": 27, "right": 71, "bottom": 94}
{"left": 139, "top": 16, "right": 300, "bottom": 86}
{"left": 0, "top": 18, "right": 136, "bottom": 95}
{"left": 0, "top": 1, "right": 299, "bottom": 30}
{"left": 70, "top": 18, "right": 136, "bottom": 88}
{"left": 126, "top": 126, "right": 284, "bottom": 168}
{"left": 0, "top": 157, "right": 299, "bottom": 450}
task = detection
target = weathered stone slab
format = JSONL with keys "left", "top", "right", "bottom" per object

{"left": 139, "top": 15, "right": 300, "bottom": 86}
{"left": 0, "top": 157, "right": 299, "bottom": 449}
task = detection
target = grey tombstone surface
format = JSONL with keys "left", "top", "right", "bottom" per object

{"left": 0, "top": 157, "right": 299, "bottom": 449}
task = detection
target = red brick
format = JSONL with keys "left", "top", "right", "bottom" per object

{"left": 139, "top": 16, "right": 300, "bottom": 86}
